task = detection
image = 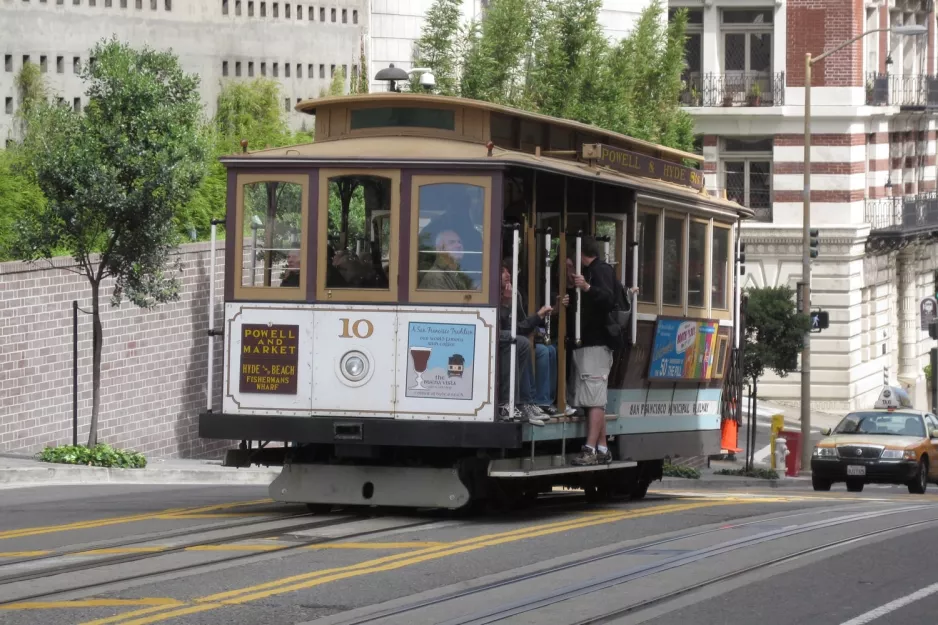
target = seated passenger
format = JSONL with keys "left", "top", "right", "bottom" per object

{"left": 418, "top": 229, "right": 476, "bottom": 291}
{"left": 499, "top": 263, "right": 548, "bottom": 426}
{"left": 280, "top": 250, "right": 300, "bottom": 287}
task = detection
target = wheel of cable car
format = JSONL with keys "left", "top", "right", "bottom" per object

{"left": 305, "top": 503, "right": 334, "bottom": 514}
{"left": 630, "top": 479, "right": 651, "bottom": 500}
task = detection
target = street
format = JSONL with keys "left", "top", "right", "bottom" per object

{"left": 2, "top": 482, "right": 938, "bottom": 624}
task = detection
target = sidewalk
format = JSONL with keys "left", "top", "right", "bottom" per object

{"left": 0, "top": 453, "right": 280, "bottom": 489}
{"left": 740, "top": 395, "right": 847, "bottom": 431}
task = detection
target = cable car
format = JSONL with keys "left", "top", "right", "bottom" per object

{"left": 198, "top": 88, "right": 751, "bottom": 510}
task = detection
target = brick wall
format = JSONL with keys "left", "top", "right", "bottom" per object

{"left": 0, "top": 242, "right": 233, "bottom": 458}
{"left": 787, "top": 0, "right": 864, "bottom": 87}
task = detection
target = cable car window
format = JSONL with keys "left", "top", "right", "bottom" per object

{"left": 712, "top": 226, "right": 731, "bottom": 309}
{"left": 688, "top": 220, "right": 707, "bottom": 308}
{"left": 416, "top": 183, "right": 484, "bottom": 292}
{"left": 637, "top": 212, "right": 658, "bottom": 304}
{"left": 317, "top": 169, "right": 400, "bottom": 302}
{"left": 349, "top": 107, "right": 456, "bottom": 131}
{"left": 241, "top": 180, "right": 304, "bottom": 290}
{"left": 662, "top": 216, "right": 684, "bottom": 307}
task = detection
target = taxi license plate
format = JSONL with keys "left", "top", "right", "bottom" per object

{"left": 847, "top": 465, "right": 866, "bottom": 476}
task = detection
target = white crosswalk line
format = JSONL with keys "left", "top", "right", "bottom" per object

{"left": 838, "top": 581, "right": 938, "bottom": 625}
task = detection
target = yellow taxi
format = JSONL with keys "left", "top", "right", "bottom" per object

{"left": 810, "top": 386, "right": 938, "bottom": 494}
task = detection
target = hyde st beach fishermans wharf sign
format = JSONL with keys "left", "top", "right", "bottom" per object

{"left": 582, "top": 143, "right": 705, "bottom": 191}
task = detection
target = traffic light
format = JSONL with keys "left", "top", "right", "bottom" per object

{"left": 809, "top": 228, "right": 820, "bottom": 259}
{"left": 810, "top": 310, "right": 829, "bottom": 333}
{"left": 738, "top": 242, "right": 746, "bottom": 275}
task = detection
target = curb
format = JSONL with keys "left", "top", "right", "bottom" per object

{"left": 0, "top": 465, "right": 281, "bottom": 488}
{"left": 656, "top": 477, "right": 811, "bottom": 490}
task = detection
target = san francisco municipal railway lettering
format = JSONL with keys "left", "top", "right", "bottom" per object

{"left": 239, "top": 324, "right": 299, "bottom": 394}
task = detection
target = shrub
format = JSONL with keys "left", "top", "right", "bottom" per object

{"left": 37, "top": 443, "right": 147, "bottom": 469}
{"left": 662, "top": 463, "right": 701, "bottom": 479}
{"left": 715, "top": 467, "right": 778, "bottom": 480}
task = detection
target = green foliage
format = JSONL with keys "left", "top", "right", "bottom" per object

{"left": 352, "top": 36, "right": 370, "bottom": 94}
{"left": 37, "top": 443, "right": 147, "bottom": 469}
{"left": 926, "top": 362, "right": 932, "bottom": 382}
{"left": 460, "top": 0, "right": 537, "bottom": 105}
{"left": 0, "top": 149, "right": 47, "bottom": 261}
{"left": 183, "top": 78, "right": 298, "bottom": 240}
{"left": 715, "top": 467, "right": 780, "bottom": 480}
{"left": 662, "top": 463, "right": 701, "bottom": 479}
{"left": 743, "top": 286, "right": 811, "bottom": 383}
{"left": 413, "top": 0, "right": 465, "bottom": 96}
{"left": 14, "top": 61, "right": 48, "bottom": 135}
{"left": 413, "top": 0, "right": 694, "bottom": 152}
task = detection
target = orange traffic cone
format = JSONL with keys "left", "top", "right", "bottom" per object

{"left": 720, "top": 418, "right": 742, "bottom": 453}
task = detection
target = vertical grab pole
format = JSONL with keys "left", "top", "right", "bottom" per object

{"left": 544, "top": 227, "right": 552, "bottom": 345}
{"left": 604, "top": 239, "right": 610, "bottom": 264}
{"left": 574, "top": 230, "right": 583, "bottom": 347}
{"left": 207, "top": 219, "right": 220, "bottom": 413}
{"left": 72, "top": 300, "right": 78, "bottom": 447}
{"left": 509, "top": 223, "right": 521, "bottom": 418}
{"left": 631, "top": 198, "right": 639, "bottom": 345}
{"left": 733, "top": 220, "right": 741, "bottom": 350}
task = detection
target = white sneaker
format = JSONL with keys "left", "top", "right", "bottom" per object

{"left": 499, "top": 404, "right": 522, "bottom": 420}
{"left": 563, "top": 406, "right": 577, "bottom": 417}
{"left": 520, "top": 404, "right": 546, "bottom": 426}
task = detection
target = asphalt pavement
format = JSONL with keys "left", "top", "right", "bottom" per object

{"left": 2, "top": 479, "right": 938, "bottom": 625}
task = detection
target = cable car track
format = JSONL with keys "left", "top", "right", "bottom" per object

{"left": 330, "top": 503, "right": 938, "bottom": 625}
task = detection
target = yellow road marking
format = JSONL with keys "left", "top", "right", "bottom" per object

{"left": 1, "top": 598, "right": 180, "bottom": 610}
{"left": 78, "top": 604, "right": 187, "bottom": 625}
{"left": 307, "top": 542, "right": 447, "bottom": 549}
{"left": 82, "top": 499, "right": 763, "bottom": 625}
{"left": 76, "top": 547, "right": 166, "bottom": 556}
{"left": 0, "top": 499, "right": 273, "bottom": 541}
{"left": 0, "top": 551, "right": 51, "bottom": 557}
{"left": 154, "top": 513, "right": 269, "bottom": 520}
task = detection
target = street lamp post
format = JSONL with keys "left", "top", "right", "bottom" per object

{"left": 801, "top": 25, "right": 928, "bottom": 472}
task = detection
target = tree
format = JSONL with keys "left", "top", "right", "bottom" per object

{"left": 412, "top": 0, "right": 694, "bottom": 152}
{"left": 460, "top": 0, "right": 537, "bottom": 105}
{"left": 183, "top": 78, "right": 295, "bottom": 239}
{"left": 741, "top": 286, "right": 811, "bottom": 469}
{"left": 0, "top": 149, "right": 46, "bottom": 261}
{"left": 14, "top": 38, "right": 210, "bottom": 447}
{"left": 413, "top": 0, "right": 464, "bottom": 96}
{"left": 351, "top": 36, "right": 371, "bottom": 94}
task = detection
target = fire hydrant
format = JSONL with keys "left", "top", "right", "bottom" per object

{"left": 775, "top": 437, "right": 790, "bottom": 477}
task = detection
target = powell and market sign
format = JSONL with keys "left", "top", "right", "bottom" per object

{"left": 582, "top": 143, "right": 705, "bottom": 191}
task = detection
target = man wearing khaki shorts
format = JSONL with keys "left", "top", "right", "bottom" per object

{"left": 568, "top": 237, "right": 635, "bottom": 466}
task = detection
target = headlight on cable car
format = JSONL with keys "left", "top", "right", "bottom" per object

{"left": 813, "top": 447, "right": 837, "bottom": 457}
{"left": 881, "top": 449, "right": 916, "bottom": 460}
{"left": 340, "top": 351, "right": 369, "bottom": 382}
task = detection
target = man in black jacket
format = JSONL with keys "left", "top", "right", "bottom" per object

{"left": 568, "top": 237, "right": 632, "bottom": 466}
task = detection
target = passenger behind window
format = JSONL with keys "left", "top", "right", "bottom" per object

{"left": 280, "top": 250, "right": 300, "bottom": 287}
{"left": 418, "top": 229, "right": 476, "bottom": 291}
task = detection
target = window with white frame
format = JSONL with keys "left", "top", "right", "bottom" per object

{"left": 865, "top": 8, "right": 878, "bottom": 76}
{"left": 720, "top": 9, "right": 772, "bottom": 103}
{"left": 722, "top": 137, "right": 772, "bottom": 222}
{"left": 670, "top": 8, "right": 703, "bottom": 105}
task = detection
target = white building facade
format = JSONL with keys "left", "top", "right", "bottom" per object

{"left": 1, "top": 0, "right": 369, "bottom": 141}
{"left": 671, "top": 0, "right": 938, "bottom": 411}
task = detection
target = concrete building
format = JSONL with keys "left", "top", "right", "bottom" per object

{"left": 670, "top": 0, "right": 938, "bottom": 411}
{"left": 369, "top": 0, "right": 659, "bottom": 92}
{"left": 1, "top": 0, "right": 368, "bottom": 141}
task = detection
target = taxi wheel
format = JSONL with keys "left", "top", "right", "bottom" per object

{"left": 812, "top": 477, "right": 832, "bottom": 491}
{"left": 908, "top": 459, "right": 928, "bottom": 495}
{"left": 846, "top": 480, "right": 864, "bottom": 493}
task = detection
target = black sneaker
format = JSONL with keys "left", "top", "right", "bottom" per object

{"left": 540, "top": 404, "right": 562, "bottom": 417}
{"left": 596, "top": 448, "right": 613, "bottom": 465}
{"left": 572, "top": 446, "right": 598, "bottom": 466}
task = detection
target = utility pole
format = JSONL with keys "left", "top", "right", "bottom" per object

{"left": 801, "top": 52, "right": 812, "bottom": 472}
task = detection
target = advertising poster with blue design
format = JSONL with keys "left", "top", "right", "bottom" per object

{"left": 406, "top": 322, "right": 476, "bottom": 400}
{"left": 648, "top": 318, "right": 719, "bottom": 382}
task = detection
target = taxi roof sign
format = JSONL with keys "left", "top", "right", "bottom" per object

{"left": 873, "top": 386, "right": 914, "bottom": 411}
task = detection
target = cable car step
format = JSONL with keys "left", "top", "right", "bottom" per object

{"left": 488, "top": 456, "right": 637, "bottom": 478}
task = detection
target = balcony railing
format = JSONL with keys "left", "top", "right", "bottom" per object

{"left": 865, "top": 193, "right": 938, "bottom": 233}
{"left": 866, "top": 73, "right": 938, "bottom": 109}
{"left": 681, "top": 72, "right": 785, "bottom": 107}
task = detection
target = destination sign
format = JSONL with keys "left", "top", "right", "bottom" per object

{"left": 582, "top": 143, "right": 705, "bottom": 190}
{"left": 239, "top": 324, "right": 299, "bottom": 394}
